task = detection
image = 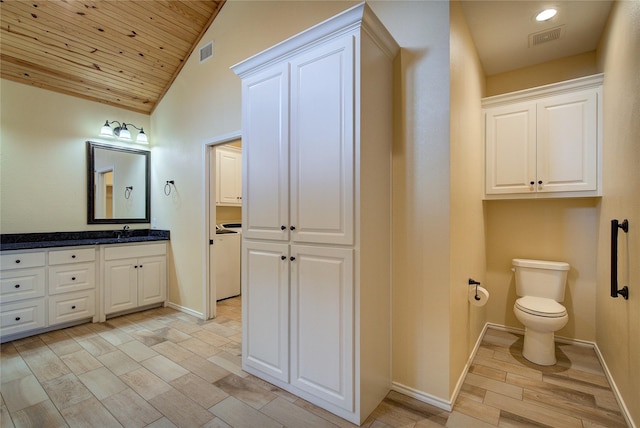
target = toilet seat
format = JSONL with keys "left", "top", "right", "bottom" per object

{"left": 515, "top": 296, "right": 567, "bottom": 318}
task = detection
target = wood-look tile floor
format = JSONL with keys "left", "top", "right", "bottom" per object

{"left": 0, "top": 297, "right": 628, "bottom": 427}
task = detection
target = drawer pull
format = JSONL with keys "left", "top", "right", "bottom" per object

{"left": 15, "top": 259, "right": 21, "bottom": 264}
{"left": 14, "top": 284, "right": 20, "bottom": 288}
{"left": 71, "top": 277, "right": 76, "bottom": 281}
{"left": 72, "top": 255, "right": 76, "bottom": 259}
{"left": 15, "top": 317, "right": 21, "bottom": 321}
{"left": 71, "top": 305, "right": 76, "bottom": 310}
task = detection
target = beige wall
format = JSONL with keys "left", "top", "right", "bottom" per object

{"left": 0, "top": 80, "right": 150, "bottom": 233}
{"left": 369, "top": 2, "right": 453, "bottom": 402}
{"left": 484, "top": 199, "right": 598, "bottom": 341}
{"left": 449, "top": 0, "right": 487, "bottom": 397}
{"left": 486, "top": 51, "right": 598, "bottom": 96}
{"left": 595, "top": 0, "right": 640, "bottom": 424}
{"left": 458, "top": 8, "right": 607, "bottom": 359}
{"left": 481, "top": 34, "right": 605, "bottom": 344}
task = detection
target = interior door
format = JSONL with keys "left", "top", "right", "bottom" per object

{"left": 242, "top": 240, "right": 290, "bottom": 382}
{"left": 289, "top": 244, "right": 354, "bottom": 411}
{"left": 289, "top": 35, "right": 354, "bottom": 245}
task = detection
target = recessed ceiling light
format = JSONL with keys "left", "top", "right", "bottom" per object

{"left": 536, "top": 8, "right": 558, "bottom": 22}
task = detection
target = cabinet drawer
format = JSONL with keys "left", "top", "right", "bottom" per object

{"left": 0, "top": 252, "right": 45, "bottom": 270}
{"left": 49, "top": 263, "right": 96, "bottom": 295}
{"left": 49, "top": 290, "right": 95, "bottom": 325}
{"left": 0, "top": 299, "right": 46, "bottom": 337}
{"left": 49, "top": 248, "right": 96, "bottom": 265}
{"left": 0, "top": 268, "right": 46, "bottom": 303}
{"left": 104, "top": 243, "right": 166, "bottom": 261}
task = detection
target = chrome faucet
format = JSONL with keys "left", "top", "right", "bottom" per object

{"left": 115, "top": 225, "right": 131, "bottom": 239}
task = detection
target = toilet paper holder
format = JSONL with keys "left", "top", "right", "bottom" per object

{"left": 469, "top": 278, "right": 481, "bottom": 300}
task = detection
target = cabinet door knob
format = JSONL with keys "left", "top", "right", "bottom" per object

{"left": 71, "top": 305, "right": 76, "bottom": 310}
{"left": 14, "top": 284, "right": 20, "bottom": 288}
{"left": 134, "top": 265, "right": 138, "bottom": 269}
{"left": 15, "top": 259, "right": 21, "bottom": 264}
{"left": 15, "top": 317, "right": 21, "bottom": 321}
{"left": 281, "top": 255, "right": 286, "bottom": 260}
{"left": 281, "top": 225, "right": 286, "bottom": 230}
{"left": 538, "top": 180, "right": 543, "bottom": 185}
{"left": 72, "top": 255, "right": 76, "bottom": 259}
{"left": 139, "top": 265, "right": 143, "bottom": 268}
{"left": 290, "top": 226, "right": 296, "bottom": 231}
{"left": 530, "top": 181, "right": 535, "bottom": 186}
{"left": 290, "top": 256, "right": 296, "bottom": 261}
{"left": 71, "top": 277, "right": 76, "bottom": 281}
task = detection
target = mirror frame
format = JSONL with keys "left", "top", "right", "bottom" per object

{"left": 87, "top": 141, "right": 151, "bottom": 224}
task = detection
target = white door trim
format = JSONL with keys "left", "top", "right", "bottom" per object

{"left": 202, "top": 130, "right": 242, "bottom": 319}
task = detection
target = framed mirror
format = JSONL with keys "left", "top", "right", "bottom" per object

{"left": 87, "top": 141, "right": 150, "bottom": 224}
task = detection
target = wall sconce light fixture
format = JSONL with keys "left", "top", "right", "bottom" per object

{"left": 100, "top": 120, "right": 148, "bottom": 144}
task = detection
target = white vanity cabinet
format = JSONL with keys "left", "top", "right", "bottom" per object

{"left": 483, "top": 74, "right": 603, "bottom": 198}
{"left": 215, "top": 145, "right": 242, "bottom": 206}
{"left": 0, "top": 251, "right": 47, "bottom": 337}
{"left": 103, "top": 242, "right": 166, "bottom": 316}
{"left": 0, "top": 246, "right": 98, "bottom": 341}
{"left": 48, "top": 247, "right": 96, "bottom": 325}
{"left": 233, "top": 4, "right": 397, "bottom": 424}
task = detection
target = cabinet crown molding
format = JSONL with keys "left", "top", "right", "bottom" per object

{"left": 231, "top": 2, "right": 399, "bottom": 78}
{"left": 482, "top": 73, "right": 604, "bottom": 108}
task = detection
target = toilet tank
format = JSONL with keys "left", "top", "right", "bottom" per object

{"left": 512, "top": 259, "right": 570, "bottom": 301}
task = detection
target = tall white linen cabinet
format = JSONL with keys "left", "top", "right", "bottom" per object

{"left": 231, "top": 4, "right": 398, "bottom": 424}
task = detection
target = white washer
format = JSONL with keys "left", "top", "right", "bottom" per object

{"left": 215, "top": 229, "right": 241, "bottom": 300}
{"left": 220, "top": 222, "right": 241, "bottom": 234}
{"left": 215, "top": 222, "right": 242, "bottom": 301}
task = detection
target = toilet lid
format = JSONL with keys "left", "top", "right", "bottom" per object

{"left": 516, "top": 296, "right": 567, "bottom": 318}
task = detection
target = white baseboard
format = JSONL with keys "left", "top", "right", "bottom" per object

{"left": 449, "top": 322, "right": 490, "bottom": 406}
{"left": 165, "top": 301, "right": 205, "bottom": 320}
{"left": 592, "top": 343, "right": 637, "bottom": 428}
{"left": 391, "top": 381, "right": 452, "bottom": 412}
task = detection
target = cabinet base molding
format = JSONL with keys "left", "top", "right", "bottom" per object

{"left": 105, "top": 302, "right": 164, "bottom": 320}
{"left": 0, "top": 317, "right": 92, "bottom": 344}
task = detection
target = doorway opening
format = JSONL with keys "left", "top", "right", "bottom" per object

{"left": 204, "top": 131, "right": 242, "bottom": 320}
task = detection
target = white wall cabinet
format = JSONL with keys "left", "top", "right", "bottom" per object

{"left": 233, "top": 4, "right": 397, "bottom": 424}
{"left": 103, "top": 243, "right": 166, "bottom": 316}
{"left": 483, "top": 74, "right": 603, "bottom": 199}
{"left": 215, "top": 146, "right": 242, "bottom": 206}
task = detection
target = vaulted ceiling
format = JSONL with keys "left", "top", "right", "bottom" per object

{"left": 1, "top": 1, "right": 612, "bottom": 115}
{"left": 0, "top": 0, "right": 225, "bottom": 114}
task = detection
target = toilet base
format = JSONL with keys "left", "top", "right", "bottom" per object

{"left": 522, "top": 328, "right": 557, "bottom": 366}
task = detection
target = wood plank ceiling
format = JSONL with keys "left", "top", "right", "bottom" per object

{"left": 1, "top": 0, "right": 225, "bottom": 114}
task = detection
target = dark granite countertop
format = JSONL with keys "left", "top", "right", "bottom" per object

{"left": 0, "top": 229, "right": 170, "bottom": 251}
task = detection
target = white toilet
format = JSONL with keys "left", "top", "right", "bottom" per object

{"left": 512, "top": 258, "right": 570, "bottom": 366}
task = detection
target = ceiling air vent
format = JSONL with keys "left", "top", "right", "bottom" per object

{"left": 200, "top": 41, "right": 214, "bottom": 63}
{"left": 529, "top": 26, "right": 564, "bottom": 47}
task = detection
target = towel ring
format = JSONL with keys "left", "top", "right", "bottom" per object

{"left": 164, "top": 180, "right": 175, "bottom": 196}
{"left": 124, "top": 186, "right": 133, "bottom": 199}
